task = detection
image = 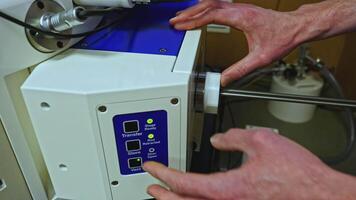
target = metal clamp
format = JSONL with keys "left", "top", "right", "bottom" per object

{"left": 40, "top": 7, "right": 86, "bottom": 32}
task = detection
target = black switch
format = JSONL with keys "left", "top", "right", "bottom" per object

{"left": 128, "top": 157, "right": 142, "bottom": 168}
{"left": 126, "top": 140, "right": 141, "bottom": 151}
{"left": 123, "top": 120, "right": 139, "bottom": 133}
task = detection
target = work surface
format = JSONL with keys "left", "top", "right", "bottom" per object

{"left": 76, "top": 1, "right": 197, "bottom": 56}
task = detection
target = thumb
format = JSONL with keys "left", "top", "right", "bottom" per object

{"left": 210, "top": 128, "right": 257, "bottom": 158}
{"left": 221, "top": 52, "right": 268, "bottom": 87}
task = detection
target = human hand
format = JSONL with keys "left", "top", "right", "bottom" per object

{"left": 143, "top": 128, "right": 356, "bottom": 200}
{"left": 170, "top": 1, "right": 307, "bottom": 86}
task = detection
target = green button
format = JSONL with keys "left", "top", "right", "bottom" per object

{"left": 147, "top": 118, "right": 154, "bottom": 124}
{"left": 148, "top": 133, "right": 154, "bottom": 139}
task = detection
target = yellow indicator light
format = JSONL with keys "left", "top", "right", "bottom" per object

{"left": 147, "top": 118, "right": 154, "bottom": 124}
{"left": 148, "top": 133, "right": 154, "bottom": 139}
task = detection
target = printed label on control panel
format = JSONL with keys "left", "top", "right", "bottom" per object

{"left": 113, "top": 110, "right": 168, "bottom": 175}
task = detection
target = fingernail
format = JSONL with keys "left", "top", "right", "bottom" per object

{"left": 147, "top": 186, "right": 154, "bottom": 196}
{"left": 220, "top": 78, "right": 226, "bottom": 87}
{"left": 174, "top": 25, "right": 185, "bottom": 30}
{"left": 210, "top": 135, "right": 219, "bottom": 143}
{"left": 142, "top": 162, "right": 150, "bottom": 171}
{"left": 170, "top": 16, "right": 177, "bottom": 22}
{"left": 220, "top": 76, "right": 229, "bottom": 87}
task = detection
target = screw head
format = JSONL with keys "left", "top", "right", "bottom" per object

{"left": 111, "top": 181, "right": 119, "bottom": 186}
{"left": 159, "top": 48, "right": 167, "bottom": 53}
{"left": 171, "top": 98, "right": 179, "bottom": 105}
{"left": 57, "top": 41, "right": 64, "bottom": 48}
{"left": 98, "top": 106, "right": 107, "bottom": 113}
{"left": 37, "top": 1, "right": 45, "bottom": 9}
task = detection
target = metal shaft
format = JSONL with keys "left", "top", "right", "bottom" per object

{"left": 221, "top": 89, "right": 356, "bottom": 109}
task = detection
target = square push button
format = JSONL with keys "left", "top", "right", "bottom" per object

{"left": 126, "top": 140, "right": 141, "bottom": 151}
{"left": 128, "top": 157, "right": 142, "bottom": 168}
{"left": 123, "top": 120, "right": 139, "bottom": 133}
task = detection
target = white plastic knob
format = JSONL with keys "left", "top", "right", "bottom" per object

{"left": 204, "top": 72, "right": 221, "bottom": 114}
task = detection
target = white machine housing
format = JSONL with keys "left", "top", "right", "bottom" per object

{"left": 1, "top": 1, "right": 202, "bottom": 199}
{"left": 0, "top": 1, "right": 99, "bottom": 199}
{"left": 21, "top": 29, "right": 202, "bottom": 200}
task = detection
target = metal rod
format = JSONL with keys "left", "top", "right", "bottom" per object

{"left": 221, "top": 89, "right": 356, "bottom": 109}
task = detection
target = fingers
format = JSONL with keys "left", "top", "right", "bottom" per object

{"left": 171, "top": 7, "right": 241, "bottom": 30}
{"left": 170, "top": 0, "right": 221, "bottom": 24}
{"left": 173, "top": 9, "right": 217, "bottom": 30}
{"left": 210, "top": 128, "right": 257, "bottom": 158}
{"left": 221, "top": 52, "right": 268, "bottom": 87}
{"left": 147, "top": 185, "right": 183, "bottom": 200}
{"left": 147, "top": 184, "right": 203, "bottom": 200}
{"left": 143, "top": 162, "right": 221, "bottom": 199}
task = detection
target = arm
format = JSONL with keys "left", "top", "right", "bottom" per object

{"left": 298, "top": 0, "right": 356, "bottom": 40}
{"left": 144, "top": 129, "right": 356, "bottom": 200}
{"left": 170, "top": 0, "right": 356, "bottom": 86}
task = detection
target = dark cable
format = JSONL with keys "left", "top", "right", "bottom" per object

{"left": 222, "top": 67, "right": 278, "bottom": 169}
{"left": 0, "top": 9, "right": 128, "bottom": 39}
{"left": 212, "top": 96, "right": 225, "bottom": 171}
{"left": 232, "top": 67, "right": 282, "bottom": 88}
{"left": 225, "top": 60, "right": 355, "bottom": 165}
{"left": 318, "top": 65, "right": 355, "bottom": 165}
{"left": 226, "top": 102, "right": 235, "bottom": 169}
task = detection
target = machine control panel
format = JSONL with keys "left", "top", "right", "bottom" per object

{"left": 113, "top": 110, "right": 169, "bottom": 175}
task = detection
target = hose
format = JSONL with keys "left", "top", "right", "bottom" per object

{"left": 316, "top": 63, "right": 355, "bottom": 165}
{"left": 227, "top": 60, "right": 355, "bottom": 165}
